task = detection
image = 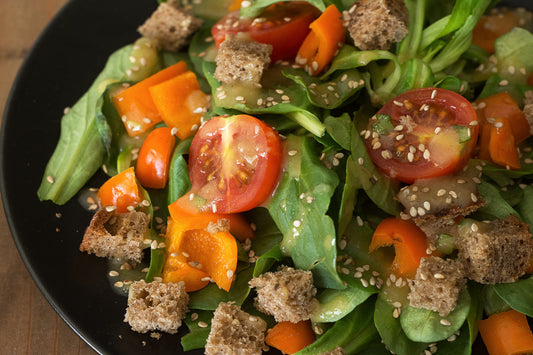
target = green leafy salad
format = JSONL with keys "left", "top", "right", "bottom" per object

{"left": 37, "top": 0, "right": 533, "bottom": 353}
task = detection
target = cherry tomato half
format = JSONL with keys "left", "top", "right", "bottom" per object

{"left": 211, "top": 2, "right": 320, "bottom": 62}
{"left": 188, "top": 114, "right": 283, "bottom": 213}
{"left": 364, "top": 88, "right": 479, "bottom": 184}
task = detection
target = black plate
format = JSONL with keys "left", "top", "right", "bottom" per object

{"left": 0, "top": 0, "right": 531, "bottom": 354}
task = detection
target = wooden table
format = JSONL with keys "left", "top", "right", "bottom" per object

{"left": 0, "top": 0, "right": 96, "bottom": 353}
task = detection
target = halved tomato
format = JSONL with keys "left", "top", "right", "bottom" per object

{"left": 187, "top": 114, "right": 283, "bottom": 213}
{"left": 364, "top": 88, "right": 479, "bottom": 184}
{"left": 211, "top": 2, "right": 320, "bottom": 62}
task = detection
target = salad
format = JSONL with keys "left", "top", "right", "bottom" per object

{"left": 36, "top": 0, "right": 533, "bottom": 354}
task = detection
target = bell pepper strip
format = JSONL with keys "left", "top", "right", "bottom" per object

{"left": 488, "top": 117, "right": 521, "bottom": 170}
{"left": 228, "top": 0, "right": 242, "bottom": 11}
{"left": 369, "top": 217, "right": 429, "bottom": 278}
{"left": 474, "top": 92, "right": 531, "bottom": 144}
{"left": 135, "top": 127, "right": 176, "bottom": 189}
{"left": 164, "top": 214, "right": 239, "bottom": 292}
{"left": 478, "top": 122, "right": 492, "bottom": 162}
{"left": 148, "top": 70, "right": 208, "bottom": 140}
{"left": 472, "top": 12, "right": 519, "bottom": 53}
{"left": 478, "top": 309, "right": 533, "bottom": 355}
{"left": 112, "top": 61, "right": 189, "bottom": 137}
{"left": 265, "top": 320, "right": 316, "bottom": 354}
{"left": 295, "top": 4, "right": 345, "bottom": 76}
{"left": 97, "top": 167, "right": 143, "bottom": 213}
{"left": 168, "top": 195, "right": 255, "bottom": 242}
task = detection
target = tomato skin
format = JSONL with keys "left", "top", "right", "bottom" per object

{"left": 136, "top": 127, "right": 176, "bottom": 189}
{"left": 365, "top": 88, "right": 479, "bottom": 184}
{"left": 211, "top": 2, "right": 320, "bottom": 62}
{"left": 188, "top": 114, "right": 283, "bottom": 213}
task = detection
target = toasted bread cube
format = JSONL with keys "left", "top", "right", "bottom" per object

{"left": 408, "top": 256, "right": 467, "bottom": 316}
{"left": 79, "top": 208, "right": 150, "bottom": 263}
{"left": 138, "top": 0, "right": 203, "bottom": 52}
{"left": 205, "top": 302, "right": 267, "bottom": 355}
{"left": 249, "top": 266, "right": 317, "bottom": 323}
{"left": 342, "top": 0, "right": 408, "bottom": 50}
{"left": 124, "top": 280, "right": 188, "bottom": 334}
{"left": 214, "top": 34, "right": 272, "bottom": 85}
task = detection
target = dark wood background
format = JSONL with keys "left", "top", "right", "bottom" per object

{"left": 0, "top": 0, "right": 97, "bottom": 353}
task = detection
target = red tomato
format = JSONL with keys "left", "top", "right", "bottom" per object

{"left": 136, "top": 127, "right": 176, "bottom": 189}
{"left": 211, "top": 2, "right": 320, "bottom": 62}
{"left": 364, "top": 88, "right": 479, "bottom": 184}
{"left": 188, "top": 114, "right": 282, "bottom": 213}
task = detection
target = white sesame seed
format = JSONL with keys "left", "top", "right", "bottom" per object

{"left": 46, "top": 175, "right": 55, "bottom": 184}
{"left": 360, "top": 279, "right": 369, "bottom": 287}
{"left": 440, "top": 319, "right": 452, "bottom": 326}
{"left": 434, "top": 273, "right": 445, "bottom": 279}
{"left": 227, "top": 269, "right": 234, "bottom": 278}
{"left": 198, "top": 321, "right": 209, "bottom": 328}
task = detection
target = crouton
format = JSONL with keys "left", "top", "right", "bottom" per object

{"left": 138, "top": 0, "right": 203, "bottom": 52}
{"left": 408, "top": 257, "right": 467, "bottom": 316}
{"left": 455, "top": 215, "right": 533, "bottom": 284}
{"left": 214, "top": 33, "right": 272, "bottom": 85}
{"left": 249, "top": 266, "right": 317, "bottom": 323}
{"left": 397, "top": 174, "right": 484, "bottom": 242}
{"left": 79, "top": 208, "right": 150, "bottom": 263}
{"left": 342, "top": 0, "right": 409, "bottom": 50}
{"left": 124, "top": 280, "right": 189, "bottom": 334}
{"left": 523, "top": 90, "right": 533, "bottom": 135}
{"left": 205, "top": 302, "right": 267, "bottom": 355}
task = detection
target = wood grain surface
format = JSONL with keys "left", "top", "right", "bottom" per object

{"left": 0, "top": 0, "right": 97, "bottom": 354}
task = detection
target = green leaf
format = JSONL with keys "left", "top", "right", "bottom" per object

{"left": 483, "top": 285, "right": 512, "bottom": 316}
{"left": 188, "top": 265, "right": 255, "bottom": 310}
{"left": 495, "top": 27, "right": 533, "bottom": 84}
{"left": 310, "top": 285, "right": 373, "bottom": 322}
{"left": 400, "top": 289, "right": 471, "bottom": 343}
{"left": 181, "top": 310, "right": 213, "bottom": 351}
{"left": 38, "top": 44, "right": 136, "bottom": 204}
{"left": 493, "top": 276, "right": 533, "bottom": 317}
{"left": 239, "top": 0, "right": 326, "bottom": 19}
{"left": 296, "top": 298, "right": 378, "bottom": 355}
{"left": 167, "top": 137, "right": 192, "bottom": 205}
{"left": 324, "top": 113, "right": 352, "bottom": 151}
{"left": 519, "top": 186, "right": 533, "bottom": 233}
{"left": 268, "top": 135, "right": 344, "bottom": 289}
{"left": 475, "top": 180, "right": 521, "bottom": 220}
{"left": 374, "top": 295, "right": 428, "bottom": 355}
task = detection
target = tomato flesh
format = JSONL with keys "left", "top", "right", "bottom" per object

{"left": 365, "top": 88, "right": 479, "bottom": 184}
{"left": 188, "top": 114, "right": 282, "bottom": 213}
{"left": 211, "top": 2, "right": 320, "bottom": 62}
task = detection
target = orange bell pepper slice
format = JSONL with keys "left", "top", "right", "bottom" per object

{"left": 149, "top": 70, "right": 208, "bottom": 140}
{"left": 265, "top": 320, "right": 316, "bottom": 354}
{"left": 369, "top": 217, "right": 428, "bottom": 277}
{"left": 479, "top": 310, "right": 533, "bottom": 355}
{"left": 97, "top": 167, "right": 143, "bottom": 213}
{"left": 135, "top": 127, "right": 176, "bottom": 189}
{"left": 488, "top": 117, "right": 521, "bottom": 170}
{"left": 472, "top": 12, "right": 519, "bottom": 54}
{"left": 113, "top": 61, "right": 188, "bottom": 137}
{"left": 296, "top": 4, "right": 345, "bottom": 76}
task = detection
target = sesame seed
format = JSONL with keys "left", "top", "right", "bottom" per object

{"left": 393, "top": 100, "right": 403, "bottom": 107}
{"left": 360, "top": 279, "right": 369, "bottom": 287}
{"left": 437, "top": 189, "right": 446, "bottom": 197}
{"left": 227, "top": 270, "right": 234, "bottom": 278}
{"left": 471, "top": 193, "right": 478, "bottom": 203}
{"left": 354, "top": 271, "right": 363, "bottom": 278}
{"left": 339, "top": 239, "right": 347, "bottom": 250}
{"left": 198, "top": 321, "right": 209, "bottom": 328}
{"left": 392, "top": 308, "right": 401, "bottom": 318}
{"left": 142, "top": 118, "right": 152, "bottom": 124}
{"left": 114, "top": 281, "right": 124, "bottom": 288}
{"left": 293, "top": 220, "right": 301, "bottom": 227}
{"left": 423, "top": 201, "right": 431, "bottom": 211}
{"left": 392, "top": 301, "right": 402, "bottom": 308}
{"left": 381, "top": 150, "right": 392, "bottom": 159}
{"left": 434, "top": 273, "right": 445, "bottom": 279}
{"left": 46, "top": 175, "right": 55, "bottom": 184}
{"left": 499, "top": 79, "right": 509, "bottom": 86}
{"left": 440, "top": 319, "right": 452, "bottom": 326}
{"left": 434, "top": 127, "right": 441, "bottom": 134}
{"left": 288, "top": 150, "right": 298, "bottom": 156}
{"left": 431, "top": 89, "right": 437, "bottom": 99}
{"left": 109, "top": 270, "right": 119, "bottom": 277}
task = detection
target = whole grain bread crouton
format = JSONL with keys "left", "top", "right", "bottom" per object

{"left": 205, "top": 302, "right": 267, "bottom": 355}
{"left": 342, "top": 0, "right": 409, "bottom": 50}
{"left": 523, "top": 90, "right": 533, "bottom": 135}
{"left": 408, "top": 256, "right": 467, "bottom": 316}
{"left": 79, "top": 208, "right": 150, "bottom": 263}
{"left": 249, "top": 266, "right": 317, "bottom": 323}
{"left": 138, "top": 0, "right": 203, "bottom": 52}
{"left": 124, "top": 280, "right": 189, "bottom": 334}
{"left": 214, "top": 33, "right": 272, "bottom": 85}
{"left": 455, "top": 216, "right": 533, "bottom": 284}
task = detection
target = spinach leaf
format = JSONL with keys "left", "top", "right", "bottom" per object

{"left": 311, "top": 285, "right": 374, "bottom": 323}
{"left": 324, "top": 113, "right": 352, "bottom": 151}
{"left": 296, "top": 298, "right": 378, "bottom": 355}
{"left": 400, "top": 289, "right": 471, "bottom": 343}
{"left": 434, "top": 322, "right": 471, "bottom": 355}
{"left": 475, "top": 180, "right": 521, "bottom": 220}
{"left": 239, "top": 0, "right": 326, "bottom": 18}
{"left": 374, "top": 295, "right": 428, "bottom": 355}
{"left": 203, "top": 61, "right": 326, "bottom": 136}
{"left": 268, "top": 135, "right": 344, "bottom": 289}
{"left": 181, "top": 310, "right": 213, "bottom": 351}
{"left": 348, "top": 120, "right": 401, "bottom": 216}
{"left": 483, "top": 285, "right": 512, "bottom": 316}
{"left": 38, "top": 44, "right": 135, "bottom": 204}
{"left": 167, "top": 137, "right": 192, "bottom": 205}
{"left": 519, "top": 186, "right": 533, "bottom": 233}
{"left": 493, "top": 276, "right": 533, "bottom": 317}
{"left": 494, "top": 28, "right": 533, "bottom": 85}
{"left": 188, "top": 265, "right": 254, "bottom": 310}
